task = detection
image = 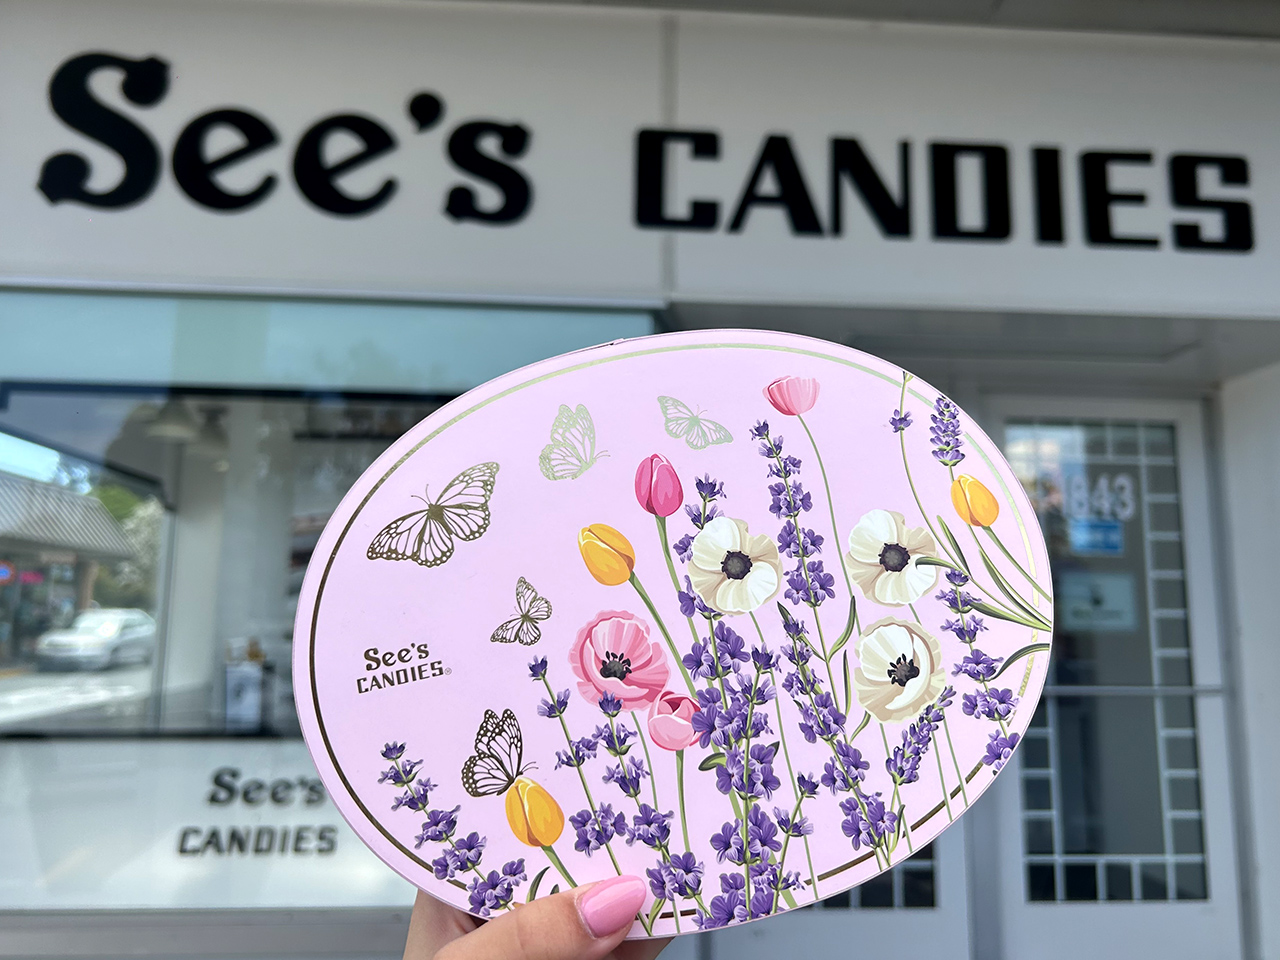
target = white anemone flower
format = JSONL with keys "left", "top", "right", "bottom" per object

{"left": 688, "top": 516, "right": 783, "bottom": 615}
{"left": 854, "top": 618, "right": 945, "bottom": 722}
{"left": 845, "top": 509, "right": 940, "bottom": 606}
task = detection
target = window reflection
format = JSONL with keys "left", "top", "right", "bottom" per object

{"left": 0, "top": 389, "right": 442, "bottom": 736}
{"left": 1007, "top": 420, "right": 1206, "bottom": 903}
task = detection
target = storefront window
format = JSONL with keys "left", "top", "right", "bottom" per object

{"left": 0, "top": 390, "right": 451, "bottom": 735}
{"left": 0, "top": 292, "right": 651, "bottom": 910}
{"left": 0, "top": 292, "right": 650, "bottom": 740}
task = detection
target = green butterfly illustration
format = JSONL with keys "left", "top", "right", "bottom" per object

{"left": 538, "top": 404, "right": 607, "bottom": 481}
{"left": 658, "top": 396, "right": 734, "bottom": 450}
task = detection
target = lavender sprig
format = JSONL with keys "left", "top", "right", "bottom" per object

{"left": 754, "top": 420, "right": 835, "bottom": 613}
{"left": 378, "top": 742, "right": 511, "bottom": 912}
{"left": 930, "top": 395, "right": 964, "bottom": 466}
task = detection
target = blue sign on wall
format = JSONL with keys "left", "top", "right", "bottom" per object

{"left": 1068, "top": 518, "right": 1125, "bottom": 557}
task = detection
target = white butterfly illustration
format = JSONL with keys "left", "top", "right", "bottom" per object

{"left": 658, "top": 396, "right": 734, "bottom": 450}
{"left": 538, "top": 404, "right": 607, "bottom": 481}
{"left": 490, "top": 577, "right": 552, "bottom": 646}
{"left": 366, "top": 462, "right": 499, "bottom": 568}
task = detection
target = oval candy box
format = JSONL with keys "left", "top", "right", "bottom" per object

{"left": 293, "top": 328, "right": 1053, "bottom": 937}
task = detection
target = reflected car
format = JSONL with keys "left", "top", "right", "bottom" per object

{"left": 35, "top": 609, "right": 156, "bottom": 671}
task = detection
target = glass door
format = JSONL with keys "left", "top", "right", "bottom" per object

{"left": 980, "top": 398, "right": 1241, "bottom": 959}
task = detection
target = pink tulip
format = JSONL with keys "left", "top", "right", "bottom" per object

{"left": 647, "top": 690, "right": 701, "bottom": 751}
{"left": 634, "top": 454, "right": 684, "bottom": 518}
{"left": 764, "top": 376, "right": 820, "bottom": 416}
{"left": 570, "top": 610, "right": 670, "bottom": 710}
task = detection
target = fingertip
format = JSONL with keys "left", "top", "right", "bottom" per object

{"left": 577, "top": 875, "right": 648, "bottom": 939}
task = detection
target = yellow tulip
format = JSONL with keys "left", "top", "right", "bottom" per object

{"left": 578, "top": 523, "right": 636, "bottom": 586}
{"left": 505, "top": 776, "right": 564, "bottom": 847}
{"left": 951, "top": 475, "right": 1000, "bottom": 527}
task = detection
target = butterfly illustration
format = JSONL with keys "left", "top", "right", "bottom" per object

{"left": 462, "top": 708, "right": 531, "bottom": 798}
{"left": 658, "top": 396, "right": 734, "bottom": 450}
{"left": 538, "top": 404, "right": 606, "bottom": 481}
{"left": 366, "top": 462, "right": 499, "bottom": 568}
{"left": 490, "top": 577, "right": 552, "bottom": 646}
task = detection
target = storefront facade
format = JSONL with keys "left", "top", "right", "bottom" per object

{"left": 0, "top": 2, "right": 1276, "bottom": 958}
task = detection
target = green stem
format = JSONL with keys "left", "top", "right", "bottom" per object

{"left": 891, "top": 782, "right": 912, "bottom": 854}
{"left": 739, "top": 673, "right": 761, "bottom": 910}
{"left": 808, "top": 605, "right": 839, "bottom": 713}
{"left": 900, "top": 419, "right": 956, "bottom": 569}
{"left": 767, "top": 441, "right": 841, "bottom": 710}
{"left": 955, "top": 612, "right": 1009, "bottom": 737}
{"left": 631, "top": 711, "right": 662, "bottom": 811}
{"left": 933, "top": 729, "right": 954, "bottom": 822}
{"left": 657, "top": 515, "right": 704, "bottom": 650}
{"left": 706, "top": 621, "right": 730, "bottom": 709}
{"left": 770, "top": 794, "right": 808, "bottom": 913}
{"left": 676, "top": 749, "right": 691, "bottom": 852}
{"left": 881, "top": 724, "right": 913, "bottom": 855}
{"left": 942, "top": 714, "right": 970, "bottom": 808}
{"left": 754, "top": 606, "right": 820, "bottom": 890}
{"left": 797, "top": 413, "right": 855, "bottom": 604}
{"left": 983, "top": 525, "right": 1052, "bottom": 601}
{"left": 661, "top": 841, "right": 684, "bottom": 935}
{"left": 946, "top": 465, "right": 1045, "bottom": 627}
{"left": 541, "top": 845, "right": 577, "bottom": 888}
{"left": 554, "top": 816, "right": 648, "bottom": 938}
{"left": 630, "top": 572, "right": 697, "bottom": 698}
{"left": 541, "top": 677, "right": 623, "bottom": 875}
{"left": 895, "top": 374, "right": 955, "bottom": 567}
{"left": 898, "top": 379, "right": 1011, "bottom": 623}
{"left": 852, "top": 788, "right": 890, "bottom": 870}
{"left": 769, "top": 674, "right": 819, "bottom": 898}
{"left": 850, "top": 709, "right": 871, "bottom": 741}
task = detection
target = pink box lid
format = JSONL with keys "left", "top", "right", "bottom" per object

{"left": 294, "top": 328, "right": 1053, "bottom": 938}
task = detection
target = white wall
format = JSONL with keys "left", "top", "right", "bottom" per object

{"left": 1219, "top": 362, "right": 1280, "bottom": 960}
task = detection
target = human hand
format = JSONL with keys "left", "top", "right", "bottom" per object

{"left": 404, "top": 875, "right": 672, "bottom": 960}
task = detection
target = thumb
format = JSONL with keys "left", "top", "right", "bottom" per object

{"left": 435, "top": 875, "right": 655, "bottom": 960}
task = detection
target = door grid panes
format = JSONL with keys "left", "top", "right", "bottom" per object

{"left": 1005, "top": 420, "right": 1206, "bottom": 903}
{"left": 813, "top": 844, "right": 936, "bottom": 908}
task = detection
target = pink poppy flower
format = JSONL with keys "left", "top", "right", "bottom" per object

{"left": 570, "top": 610, "right": 670, "bottom": 710}
{"left": 647, "top": 691, "right": 701, "bottom": 751}
{"left": 764, "top": 376, "right": 820, "bottom": 416}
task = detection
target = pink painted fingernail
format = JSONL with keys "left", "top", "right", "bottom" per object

{"left": 578, "top": 875, "right": 647, "bottom": 938}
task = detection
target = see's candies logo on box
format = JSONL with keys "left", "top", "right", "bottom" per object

{"left": 294, "top": 329, "right": 1053, "bottom": 938}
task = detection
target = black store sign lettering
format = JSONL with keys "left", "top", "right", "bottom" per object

{"left": 38, "top": 51, "right": 1254, "bottom": 253}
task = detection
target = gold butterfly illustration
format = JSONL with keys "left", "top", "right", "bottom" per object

{"left": 366, "top": 462, "right": 499, "bottom": 568}
{"left": 490, "top": 577, "right": 552, "bottom": 646}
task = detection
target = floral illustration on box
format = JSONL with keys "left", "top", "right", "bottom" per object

{"left": 658, "top": 396, "right": 733, "bottom": 450}
{"left": 377, "top": 739, "right": 538, "bottom": 915}
{"left": 366, "top": 461, "right": 499, "bottom": 567}
{"left": 490, "top": 578, "right": 553, "bottom": 646}
{"left": 539, "top": 403, "right": 607, "bottom": 480}
{"left": 373, "top": 372, "right": 1051, "bottom": 933}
